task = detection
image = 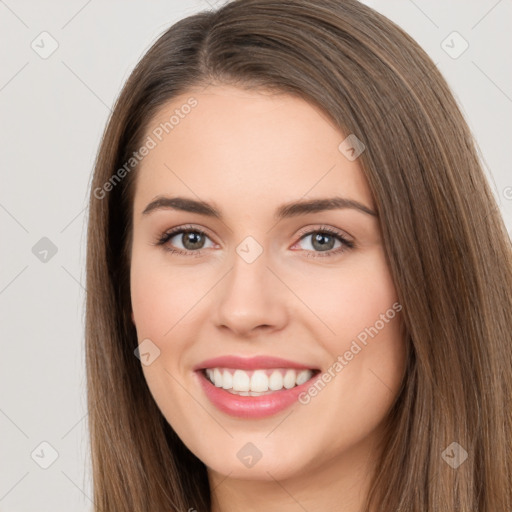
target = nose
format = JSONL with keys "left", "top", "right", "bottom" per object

{"left": 212, "top": 247, "right": 288, "bottom": 338}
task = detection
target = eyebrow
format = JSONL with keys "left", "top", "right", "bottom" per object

{"left": 142, "top": 195, "right": 377, "bottom": 219}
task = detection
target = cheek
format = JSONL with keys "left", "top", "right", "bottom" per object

{"left": 129, "top": 251, "right": 204, "bottom": 426}
{"left": 290, "top": 249, "right": 399, "bottom": 343}
{"left": 292, "top": 249, "right": 405, "bottom": 414}
{"left": 130, "top": 249, "right": 207, "bottom": 336}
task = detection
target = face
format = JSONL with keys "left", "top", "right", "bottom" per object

{"left": 129, "top": 84, "right": 406, "bottom": 484}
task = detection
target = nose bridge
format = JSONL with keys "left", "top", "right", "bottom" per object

{"left": 213, "top": 240, "right": 287, "bottom": 335}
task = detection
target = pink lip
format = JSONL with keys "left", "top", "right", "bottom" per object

{"left": 193, "top": 355, "right": 317, "bottom": 371}
{"left": 193, "top": 356, "right": 321, "bottom": 419}
{"left": 195, "top": 370, "right": 320, "bottom": 418}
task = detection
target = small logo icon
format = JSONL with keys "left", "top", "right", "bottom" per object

{"left": 441, "top": 31, "right": 469, "bottom": 59}
{"left": 338, "top": 134, "right": 366, "bottom": 161}
{"left": 31, "top": 441, "right": 59, "bottom": 469}
{"left": 32, "top": 237, "right": 58, "bottom": 263}
{"left": 441, "top": 441, "right": 468, "bottom": 468}
{"left": 236, "top": 236, "right": 263, "bottom": 264}
{"left": 134, "top": 338, "right": 161, "bottom": 366}
{"left": 236, "top": 442, "right": 263, "bottom": 468}
{"left": 31, "top": 31, "right": 59, "bottom": 59}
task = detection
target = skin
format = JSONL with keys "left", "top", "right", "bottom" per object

{"left": 129, "top": 84, "right": 406, "bottom": 512}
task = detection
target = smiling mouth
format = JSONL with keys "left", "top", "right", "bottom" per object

{"left": 202, "top": 367, "right": 320, "bottom": 396}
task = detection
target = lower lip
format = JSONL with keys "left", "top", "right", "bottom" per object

{"left": 195, "top": 370, "right": 319, "bottom": 419}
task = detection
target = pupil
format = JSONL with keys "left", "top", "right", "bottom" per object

{"left": 183, "top": 231, "right": 204, "bottom": 250}
{"left": 312, "top": 232, "right": 334, "bottom": 251}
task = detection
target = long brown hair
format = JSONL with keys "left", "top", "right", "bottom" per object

{"left": 85, "top": 1, "right": 512, "bottom": 510}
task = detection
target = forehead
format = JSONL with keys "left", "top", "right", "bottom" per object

{"left": 132, "top": 85, "right": 374, "bottom": 216}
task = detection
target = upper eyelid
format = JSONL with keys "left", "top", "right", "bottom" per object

{"left": 295, "top": 225, "right": 352, "bottom": 241}
{"left": 164, "top": 224, "right": 215, "bottom": 238}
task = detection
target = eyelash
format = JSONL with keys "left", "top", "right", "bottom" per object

{"left": 153, "top": 224, "right": 355, "bottom": 258}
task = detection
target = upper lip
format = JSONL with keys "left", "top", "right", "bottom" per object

{"left": 193, "top": 355, "right": 319, "bottom": 371}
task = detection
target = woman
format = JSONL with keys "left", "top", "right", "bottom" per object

{"left": 85, "top": 0, "right": 512, "bottom": 510}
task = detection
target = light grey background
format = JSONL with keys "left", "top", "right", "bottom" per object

{"left": 1, "top": 1, "right": 510, "bottom": 510}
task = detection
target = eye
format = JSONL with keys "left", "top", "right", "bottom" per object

{"left": 291, "top": 226, "right": 354, "bottom": 258}
{"left": 154, "top": 225, "right": 215, "bottom": 255}
{"left": 153, "top": 224, "right": 354, "bottom": 258}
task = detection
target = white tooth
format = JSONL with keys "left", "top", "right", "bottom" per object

{"left": 250, "top": 370, "right": 269, "bottom": 392}
{"left": 268, "top": 370, "right": 284, "bottom": 390}
{"left": 296, "top": 369, "right": 313, "bottom": 386}
{"left": 222, "top": 369, "right": 233, "bottom": 389}
{"left": 206, "top": 369, "right": 214, "bottom": 382}
{"left": 232, "top": 369, "right": 250, "bottom": 391}
{"left": 213, "top": 368, "right": 223, "bottom": 387}
{"left": 238, "top": 391, "right": 249, "bottom": 396}
{"left": 283, "top": 369, "right": 297, "bottom": 389}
